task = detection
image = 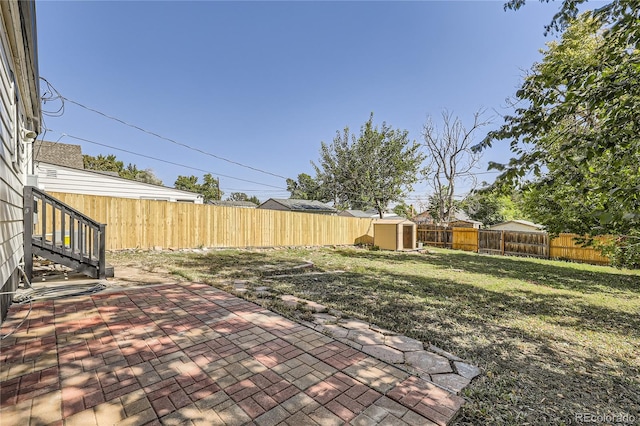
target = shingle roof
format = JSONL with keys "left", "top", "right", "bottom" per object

{"left": 262, "top": 198, "right": 336, "bottom": 212}
{"left": 209, "top": 200, "right": 257, "bottom": 208}
{"left": 34, "top": 141, "right": 84, "bottom": 169}
{"left": 339, "top": 210, "right": 373, "bottom": 218}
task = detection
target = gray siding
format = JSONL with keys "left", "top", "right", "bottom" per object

{"left": 0, "top": 2, "right": 40, "bottom": 321}
{"left": 0, "top": 12, "right": 23, "bottom": 319}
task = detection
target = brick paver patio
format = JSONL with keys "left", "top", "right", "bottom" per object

{"left": 0, "top": 281, "right": 464, "bottom": 425}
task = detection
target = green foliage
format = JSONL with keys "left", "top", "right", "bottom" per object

{"left": 120, "top": 163, "right": 162, "bottom": 185}
{"left": 477, "top": 10, "right": 640, "bottom": 238}
{"left": 83, "top": 154, "right": 122, "bottom": 172}
{"left": 174, "top": 173, "right": 222, "bottom": 203}
{"left": 314, "top": 113, "right": 425, "bottom": 218}
{"left": 226, "top": 192, "right": 260, "bottom": 205}
{"left": 461, "top": 189, "right": 524, "bottom": 226}
{"left": 392, "top": 202, "right": 415, "bottom": 219}
{"left": 83, "top": 153, "right": 162, "bottom": 185}
{"left": 596, "top": 231, "right": 640, "bottom": 269}
{"left": 426, "top": 187, "right": 460, "bottom": 223}
{"left": 285, "top": 173, "right": 327, "bottom": 201}
{"left": 504, "top": 0, "right": 634, "bottom": 35}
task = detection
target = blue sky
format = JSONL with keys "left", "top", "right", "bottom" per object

{"left": 36, "top": 0, "right": 579, "bottom": 207}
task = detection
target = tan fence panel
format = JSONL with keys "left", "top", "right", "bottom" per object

{"left": 452, "top": 227, "right": 478, "bottom": 251}
{"left": 48, "top": 193, "right": 374, "bottom": 250}
{"left": 550, "top": 233, "right": 610, "bottom": 265}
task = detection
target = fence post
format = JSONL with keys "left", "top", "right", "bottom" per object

{"left": 98, "top": 224, "right": 106, "bottom": 279}
{"left": 501, "top": 230, "right": 505, "bottom": 256}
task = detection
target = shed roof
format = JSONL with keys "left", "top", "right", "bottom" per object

{"left": 373, "top": 218, "right": 415, "bottom": 225}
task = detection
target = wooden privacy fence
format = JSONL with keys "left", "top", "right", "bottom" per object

{"left": 48, "top": 192, "right": 374, "bottom": 251}
{"left": 417, "top": 225, "right": 452, "bottom": 248}
{"left": 418, "top": 225, "right": 610, "bottom": 265}
{"left": 478, "top": 229, "right": 549, "bottom": 258}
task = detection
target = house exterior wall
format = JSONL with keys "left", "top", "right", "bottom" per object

{"left": 0, "top": 1, "right": 40, "bottom": 321}
{"left": 35, "top": 162, "right": 203, "bottom": 203}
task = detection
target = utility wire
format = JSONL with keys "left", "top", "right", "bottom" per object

{"left": 61, "top": 96, "right": 288, "bottom": 181}
{"left": 44, "top": 130, "right": 286, "bottom": 190}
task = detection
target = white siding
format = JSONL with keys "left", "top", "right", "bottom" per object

{"left": 0, "top": 10, "right": 23, "bottom": 308}
{"left": 35, "top": 162, "right": 204, "bottom": 203}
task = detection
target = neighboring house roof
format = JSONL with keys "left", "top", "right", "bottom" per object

{"left": 338, "top": 210, "right": 375, "bottom": 218}
{"left": 364, "top": 209, "right": 401, "bottom": 219}
{"left": 373, "top": 218, "right": 415, "bottom": 225}
{"left": 209, "top": 200, "right": 257, "bottom": 208}
{"left": 489, "top": 220, "right": 545, "bottom": 230}
{"left": 412, "top": 211, "right": 434, "bottom": 223}
{"left": 34, "top": 141, "right": 84, "bottom": 169}
{"left": 258, "top": 198, "right": 337, "bottom": 213}
{"left": 450, "top": 218, "right": 483, "bottom": 225}
{"left": 35, "top": 161, "right": 204, "bottom": 203}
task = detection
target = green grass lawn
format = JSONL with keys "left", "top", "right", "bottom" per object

{"left": 109, "top": 246, "right": 640, "bottom": 425}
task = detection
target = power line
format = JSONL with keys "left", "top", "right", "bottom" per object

{"left": 43, "top": 130, "right": 286, "bottom": 190}
{"left": 61, "top": 96, "right": 289, "bottom": 180}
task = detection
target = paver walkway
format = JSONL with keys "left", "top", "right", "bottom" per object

{"left": 1, "top": 281, "right": 464, "bottom": 425}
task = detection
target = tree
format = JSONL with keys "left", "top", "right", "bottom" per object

{"left": 83, "top": 154, "right": 123, "bottom": 173}
{"left": 120, "top": 164, "right": 163, "bottom": 185}
{"left": 476, "top": 11, "right": 640, "bottom": 238}
{"left": 174, "top": 173, "right": 222, "bottom": 203}
{"left": 83, "top": 154, "right": 163, "bottom": 185}
{"left": 392, "top": 202, "right": 415, "bottom": 219}
{"left": 426, "top": 189, "right": 462, "bottom": 224}
{"left": 226, "top": 192, "right": 260, "bottom": 205}
{"left": 504, "top": 0, "right": 634, "bottom": 35}
{"left": 460, "top": 189, "right": 524, "bottom": 226}
{"left": 286, "top": 173, "right": 327, "bottom": 201}
{"left": 314, "top": 114, "right": 425, "bottom": 218}
{"left": 422, "top": 110, "right": 490, "bottom": 224}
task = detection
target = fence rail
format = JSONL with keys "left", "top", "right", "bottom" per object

{"left": 48, "top": 192, "right": 374, "bottom": 251}
{"left": 418, "top": 225, "right": 610, "bottom": 266}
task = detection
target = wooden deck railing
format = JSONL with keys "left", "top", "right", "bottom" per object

{"left": 23, "top": 186, "right": 106, "bottom": 280}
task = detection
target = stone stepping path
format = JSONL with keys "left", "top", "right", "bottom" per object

{"left": 303, "top": 313, "right": 481, "bottom": 395}
{"left": 231, "top": 281, "right": 481, "bottom": 395}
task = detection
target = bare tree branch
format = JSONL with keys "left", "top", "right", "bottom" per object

{"left": 422, "top": 109, "right": 491, "bottom": 223}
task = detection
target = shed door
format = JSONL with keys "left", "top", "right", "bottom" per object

{"left": 403, "top": 225, "right": 412, "bottom": 249}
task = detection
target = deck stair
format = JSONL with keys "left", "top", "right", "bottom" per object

{"left": 23, "top": 186, "right": 113, "bottom": 281}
